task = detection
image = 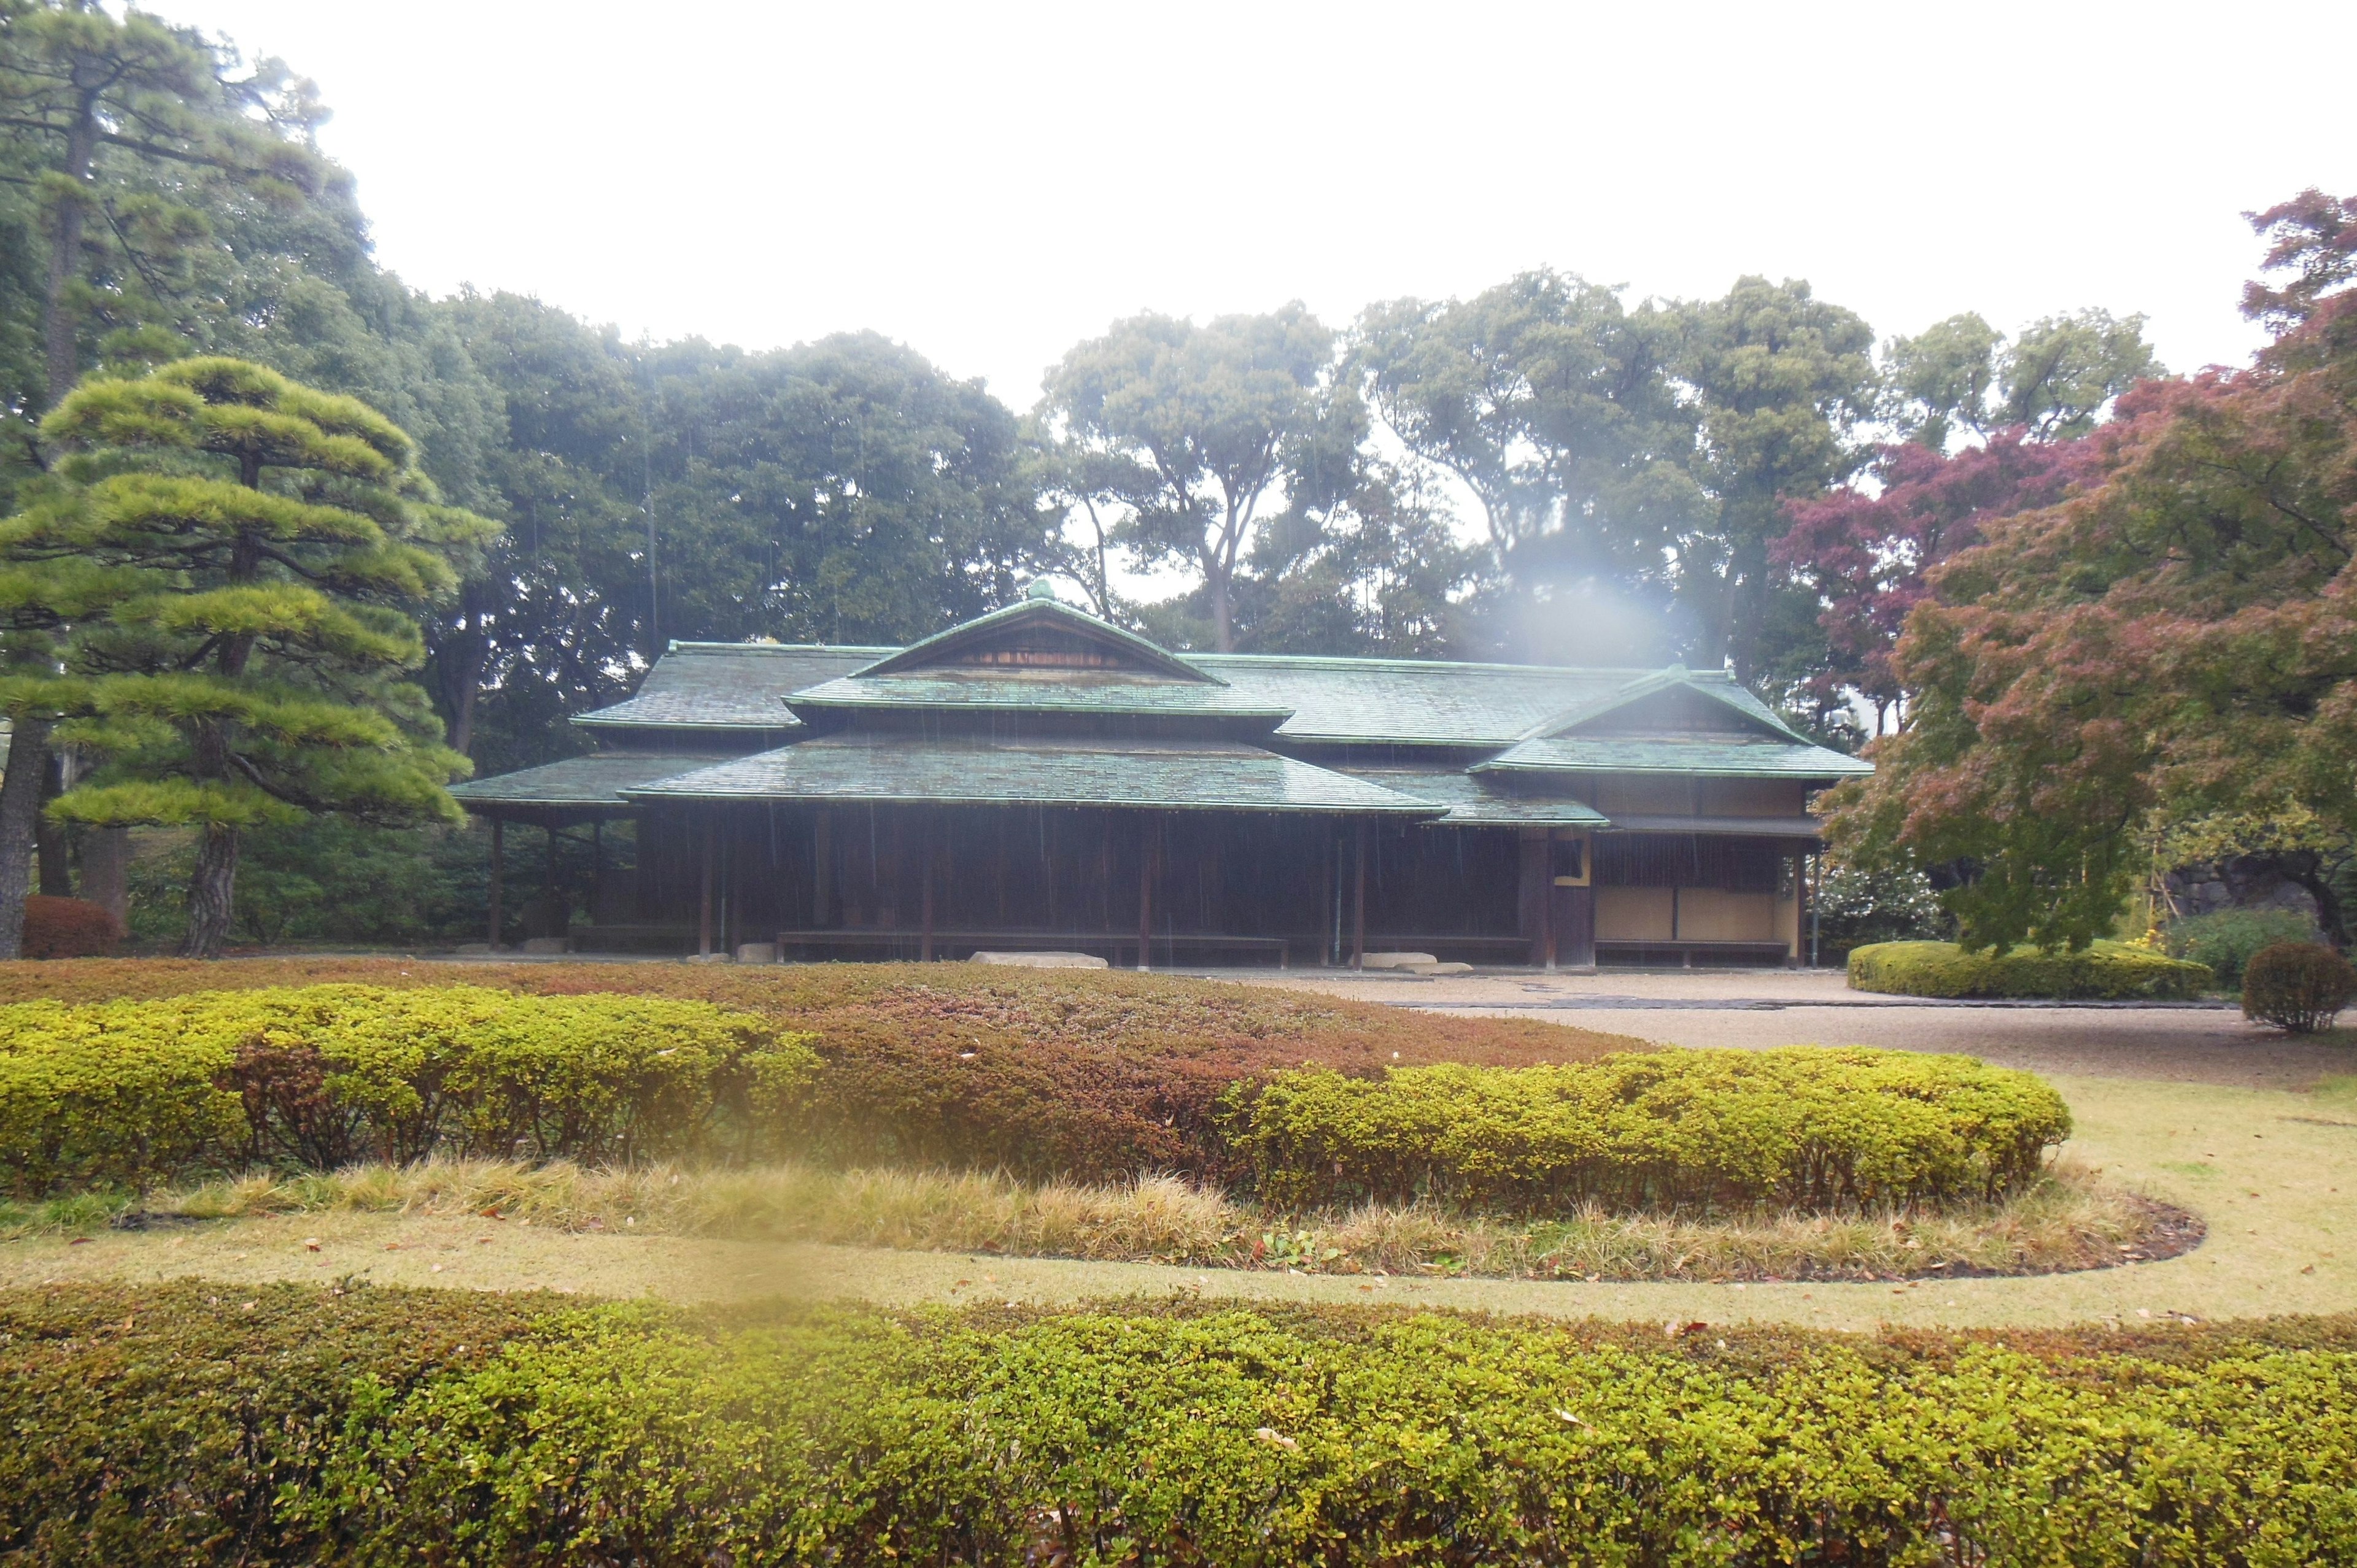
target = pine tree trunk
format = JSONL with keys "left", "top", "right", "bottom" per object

{"left": 0, "top": 717, "right": 53, "bottom": 960}
{"left": 181, "top": 824, "right": 240, "bottom": 958}
{"left": 41, "top": 103, "right": 98, "bottom": 407}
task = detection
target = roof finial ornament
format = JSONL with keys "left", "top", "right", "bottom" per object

{"left": 1024, "top": 578, "right": 1061, "bottom": 603}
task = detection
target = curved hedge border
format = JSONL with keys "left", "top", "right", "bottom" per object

{"left": 1223, "top": 1047, "right": 2072, "bottom": 1213}
{"left": 3, "top": 1284, "right": 2354, "bottom": 1566}
{"left": 0, "top": 960, "right": 1643, "bottom": 1186}
{"left": 1848, "top": 940, "right": 2213, "bottom": 1000}
{"left": 0, "top": 986, "right": 817, "bottom": 1194}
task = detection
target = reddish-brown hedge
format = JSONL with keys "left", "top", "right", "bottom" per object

{"left": 18, "top": 897, "right": 120, "bottom": 959}
{"left": 0, "top": 959, "right": 1643, "bottom": 1182}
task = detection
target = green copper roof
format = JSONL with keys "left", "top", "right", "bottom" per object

{"left": 853, "top": 597, "right": 1219, "bottom": 684}
{"left": 1520, "top": 666, "right": 1810, "bottom": 744}
{"left": 575, "top": 644, "right": 889, "bottom": 730}
{"left": 1475, "top": 736, "right": 1872, "bottom": 779}
{"left": 624, "top": 735, "right": 1441, "bottom": 814}
{"left": 787, "top": 671, "right": 1292, "bottom": 721}
{"left": 1191, "top": 654, "right": 1648, "bottom": 746}
{"left": 449, "top": 752, "right": 736, "bottom": 809}
{"left": 1328, "top": 766, "right": 1610, "bottom": 826}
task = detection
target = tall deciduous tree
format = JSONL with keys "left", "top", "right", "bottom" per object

{"left": 23, "top": 357, "right": 494, "bottom": 954}
{"left": 1354, "top": 271, "right": 1700, "bottom": 659}
{"left": 1044, "top": 304, "right": 1334, "bottom": 651}
{"left": 1673, "top": 276, "right": 1877, "bottom": 684}
{"left": 1828, "top": 191, "right": 2357, "bottom": 949}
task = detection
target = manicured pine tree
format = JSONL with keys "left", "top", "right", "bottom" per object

{"left": 23, "top": 356, "right": 496, "bottom": 955}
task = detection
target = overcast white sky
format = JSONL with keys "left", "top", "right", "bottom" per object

{"left": 145, "top": 0, "right": 2357, "bottom": 412}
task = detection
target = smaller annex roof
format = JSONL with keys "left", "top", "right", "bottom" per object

{"left": 1326, "top": 766, "right": 1609, "bottom": 827}
{"left": 624, "top": 733, "right": 1440, "bottom": 816}
{"left": 449, "top": 752, "right": 735, "bottom": 813}
{"left": 575, "top": 643, "right": 889, "bottom": 732}
{"left": 1515, "top": 665, "right": 1809, "bottom": 744}
{"left": 1475, "top": 736, "right": 1872, "bottom": 779}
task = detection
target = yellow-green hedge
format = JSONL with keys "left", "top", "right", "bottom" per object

{"left": 0, "top": 986, "right": 818, "bottom": 1194}
{"left": 1223, "top": 1047, "right": 2071, "bottom": 1212}
{"left": 1848, "top": 939, "right": 2214, "bottom": 1000}
{"left": 6, "top": 1284, "right": 2357, "bottom": 1565}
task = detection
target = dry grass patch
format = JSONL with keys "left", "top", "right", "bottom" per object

{"left": 29, "top": 1156, "right": 2188, "bottom": 1283}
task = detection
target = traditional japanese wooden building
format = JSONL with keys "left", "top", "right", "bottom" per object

{"left": 452, "top": 585, "right": 1870, "bottom": 968}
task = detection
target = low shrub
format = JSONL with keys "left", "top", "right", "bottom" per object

{"left": 7, "top": 1284, "right": 2357, "bottom": 1565}
{"left": 0, "top": 986, "right": 818, "bottom": 1194}
{"left": 18, "top": 895, "right": 118, "bottom": 959}
{"left": 1224, "top": 1046, "right": 2072, "bottom": 1213}
{"left": 1848, "top": 938, "right": 2213, "bottom": 1000}
{"left": 0, "top": 960, "right": 1642, "bottom": 1183}
{"left": 2162, "top": 908, "right": 2316, "bottom": 991}
{"left": 2242, "top": 941, "right": 2357, "bottom": 1033}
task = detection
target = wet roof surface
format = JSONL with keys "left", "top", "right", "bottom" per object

{"left": 624, "top": 734, "right": 1442, "bottom": 814}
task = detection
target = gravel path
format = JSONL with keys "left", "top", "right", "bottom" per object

{"left": 1234, "top": 968, "right": 2355, "bottom": 1091}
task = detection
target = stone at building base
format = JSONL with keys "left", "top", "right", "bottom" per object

{"left": 970, "top": 951, "right": 1110, "bottom": 970}
{"left": 519, "top": 937, "right": 568, "bottom": 955}
{"left": 1358, "top": 951, "right": 1439, "bottom": 970}
{"left": 454, "top": 941, "right": 497, "bottom": 956}
{"left": 735, "top": 941, "right": 778, "bottom": 964}
{"left": 1406, "top": 960, "right": 1474, "bottom": 975}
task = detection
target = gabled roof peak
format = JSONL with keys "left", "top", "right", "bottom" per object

{"left": 1517, "top": 665, "right": 1807, "bottom": 744}
{"left": 851, "top": 598, "right": 1223, "bottom": 686}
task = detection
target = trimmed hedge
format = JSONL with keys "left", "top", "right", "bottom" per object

{"left": 18, "top": 896, "right": 118, "bottom": 959}
{"left": 0, "top": 960, "right": 1642, "bottom": 1184}
{"left": 0, "top": 986, "right": 818, "bottom": 1194}
{"left": 1225, "top": 1047, "right": 2072, "bottom": 1213}
{"left": 5, "top": 1284, "right": 2357, "bottom": 1565}
{"left": 1848, "top": 938, "right": 2214, "bottom": 1000}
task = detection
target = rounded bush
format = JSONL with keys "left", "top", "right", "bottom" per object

{"left": 1848, "top": 939, "right": 2212, "bottom": 1000}
{"left": 2242, "top": 941, "right": 2357, "bottom": 1033}
{"left": 1221, "top": 1046, "right": 2072, "bottom": 1214}
{"left": 19, "top": 895, "right": 120, "bottom": 959}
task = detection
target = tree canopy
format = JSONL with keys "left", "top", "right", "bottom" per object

{"left": 1826, "top": 191, "right": 2357, "bottom": 949}
{"left": 20, "top": 356, "right": 495, "bottom": 953}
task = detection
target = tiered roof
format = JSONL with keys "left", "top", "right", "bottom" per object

{"left": 451, "top": 597, "right": 1869, "bottom": 826}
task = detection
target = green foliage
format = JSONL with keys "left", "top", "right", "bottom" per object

{"left": 1813, "top": 855, "right": 1948, "bottom": 956}
{"left": 0, "top": 985, "right": 818, "bottom": 1193}
{"left": 122, "top": 818, "right": 500, "bottom": 948}
{"left": 1829, "top": 198, "right": 2357, "bottom": 955}
{"left": 10, "top": 1284, "right": 2357, "bottom": 1565}
{"left": 0, "top": 959, "right": 1631, "bottom": 1184}
{"left": 18, "top": 356, "right": 499, "bottom": 952}
{"left": 2241, "top": 941, "right": 2357, "bottom": 1034}
{"left": 2162, "top": 908, "right": 2316, "bottom": 991}
{"left": 1847, "top": 940, "right": 2213, "bottom": 1000}
{"left": 1224, "top": 1048, "right": 2069, "bottom": 1215}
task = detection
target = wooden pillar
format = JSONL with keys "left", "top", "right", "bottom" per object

{"left": 1136, "top": 812, "right": 1158, "bottom": 970}
{"left": 813, "top": 809, "right": 833, "bottom": 926}
{"left": 486, "top": 817, "right": 504, "bottom": 951}
{"left": 1351, "top": 818, "right": 1368, "bottom": 970}
{"left": 1542, "top": 838, "right": 1558, "bottom": 972}
{"left": 919, "top": 822, "right": 936, "bottom": 962}
{"left": 697, "top": 814, "right": 715, "bottom": 958}
{"left": 1318, "top": 831, "right": 1334, "bottom": 968}
{"left": 589, "top": 819, "right": 603, "bottom": 923}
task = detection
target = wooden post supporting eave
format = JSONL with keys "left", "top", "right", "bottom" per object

{"left": 919, "top": 819, "right": 936, "bottom": 962}
{"left": 486, "top": 817, "right": 504, "bottom": 951}
{"left": 1352, "top": 818, "right": 1368, "bottom": 970}
{"left": 697, "top": 814, "right": 716, "bottom": 958}
{"left": 1137, "top": 811, "right": 1159, "bottom": 971}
